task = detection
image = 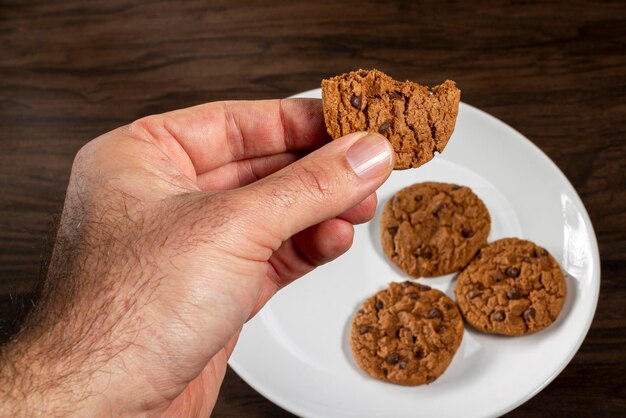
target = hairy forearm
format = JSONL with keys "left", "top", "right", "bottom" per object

{"left": 0, "top": 284, "right": 119, "bottom": 417}
{"left": 0, "top": 214, "right": 89, "bottom": 416}
{"left": 0, "top": 197, "right": 153, "bottom": 417}
{"left": 0, "top": 337, "right": 89, "bottom": 417}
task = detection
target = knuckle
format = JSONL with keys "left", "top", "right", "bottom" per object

{"left": 72, "top": 143, "right": 90, "bottom": 171}
{"left": 257, "top": 163, "right": 342, "bottom": 213}
{"left": 70, "top": 136, "right": 112, "bottom": 183}
{"left": 70, "top": 140, "right": 102, "bottom": 185}
{"left": 291, "top": 163, "right": 337, "bottom": 202}
{"left": 73, "top": 139, "right": 98, "bottom": 167}
{"left": 128, "top": 114, "right": 164, "bottom": 139}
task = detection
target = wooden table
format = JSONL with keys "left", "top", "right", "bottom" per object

{"left": 1, "top": 1, "right": 624, "bottom": 416}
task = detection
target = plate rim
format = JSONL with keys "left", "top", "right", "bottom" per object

{"left": 229, "top": 89, "right": 601, "bottom": 418}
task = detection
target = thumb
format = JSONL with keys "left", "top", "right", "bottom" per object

{"left": 236, "top": 131, "right": 394, "bottom": 244}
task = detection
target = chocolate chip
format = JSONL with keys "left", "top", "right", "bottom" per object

{"left": 358, "top": 325, "right": 371, "bottom": 335}
{"left": 461, "top": 226, "right": 473, "bottom": 238}
{"left": 388, "top": 226, "right": 399, "bottom": 236}
{"left": 408, "top": 292, "right": 420, "bottom": 300}
{"left": 451, "top": 185, "right": 461, "bottom": 190}
{"left": 444, "top": 302, "right": 453, "bottom": 309}
{"left": 349, "top": 94, "right": 362, "bottom": 109}
{"left": 533, "top": 247, "right": 548, "bottom": 257}
{"left": 392, "top": 195, "right": 400, "bottom": 206}
{"left": 414, "top": 195, "right": 423, "bottom": 202}
{"left": 505, "top": 266, "right": 521, "bottom": 278}
{"left": 418, "top": 284, "right": 431, "bottom": 291}
{"left": 358, "top": 309, "right": 364, "bottom": 314}
{"left": 467, "top": 289, "right": 482, "bottom": 299}
{"left": 493, "top": 311, "right": 505, "bottom": 321}
{"left": 401, "top": 280, "right": 411, "bottom": 288}
{"left": 506, "top": 289, "right": 521, "bottom": 300}
{"left": 415, "top": 246, "right": 433, "bottom": 259}
{"left": 427, "top": 308, "right": 442, "bottom": 319}
{"left": 522, "top": 257, "right": 531, "bottom": 263}
{"left": 435, "top": 325, "right": 446, "bottom": 333}
{"left": 389, "top": 91, "right": 402, "bottom": 100}
{"left": 414, "top": 347, "right": 424, "bottom": 359}
{"left": 539, "top": 248, "right": 548, "bottom": 256}
{"left": 375, "top": 299, "right": 384, "bottom": 310}
{"left": 523, "top": 307, "right": 536, "bottom": 321}
{"left": 432, "top": 203, "right": 446, "bottom": 217}
{"left": 378, "top": 120, "right": 391, "bottom": 134}
{"left": 386, "top": 352, "right": 399, "bottom": 364}
{"left": 426, "top": 376, "right": 436, "bottom": 384}
{"left": 399, "top": 359, "right": 408, "bottom": 369}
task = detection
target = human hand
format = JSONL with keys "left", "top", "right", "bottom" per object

{"left": 0, "top": 99, "right": 393, "bottom": 417}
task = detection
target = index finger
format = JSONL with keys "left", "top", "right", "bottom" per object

{"left": 130, "top": 98, "right": 330, "bottom": 176}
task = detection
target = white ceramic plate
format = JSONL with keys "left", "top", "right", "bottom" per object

{"left": 229, "top": 88, "right": 600, "bottom": 418}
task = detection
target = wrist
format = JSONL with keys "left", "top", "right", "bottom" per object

{"left": 0, "top": 321, "right": 166, "bottom": 417}
{"left": 0, "top": 335, "right": 108, "bottom": 417}
{"left": 0, "top": 217, "right": 178, "bottom": 416}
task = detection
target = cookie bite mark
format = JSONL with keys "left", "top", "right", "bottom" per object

{"left": 321, "top": 69, "right": 461, "bottom": 169}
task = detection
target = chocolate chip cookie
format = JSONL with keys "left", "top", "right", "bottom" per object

{"left": 454, "top": 238, "right": 567, "bottom": 336}
{"left": 351, "top": 281, "right": 463, "bottom": 385}
{"left": 321, "top": 69, "right": 461, "bottom": 169}
{"left": 381, "top": 182, "right": 491, "bottom": 277}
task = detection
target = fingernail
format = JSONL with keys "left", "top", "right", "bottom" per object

{"left": 346, "top": 133, "right": 393, "bottom": 179}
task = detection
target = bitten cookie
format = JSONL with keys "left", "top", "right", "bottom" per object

{"left": 351, "top": 281, "right": 464, "bottom": 386}
{"left": 454, "top": 238, "right": 567, "bottom": 336}
{"left": 321, "top": 69, "right": 461, "bottom": 169}
{"left": 381, "top": 182, "right": 491, "bottom": 277}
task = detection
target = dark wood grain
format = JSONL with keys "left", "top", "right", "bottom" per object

{"left": 1, "top": 0, "right": 624, "bottom": 416}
